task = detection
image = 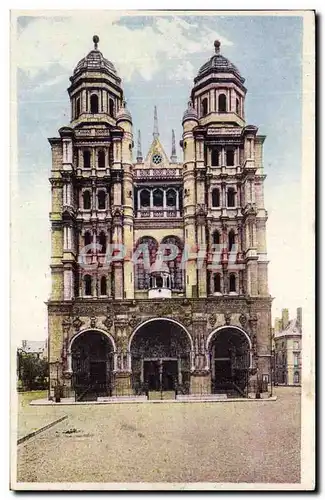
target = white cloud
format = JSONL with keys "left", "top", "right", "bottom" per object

{"left": 169, "top": 60, "right": 195, "bottom": 82}
{"left": 15, "top": 13, "right": 233, "bottom": 83}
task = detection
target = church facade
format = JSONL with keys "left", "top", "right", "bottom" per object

{"left": 48, "top": 36, "right": 272, "bottom": 399}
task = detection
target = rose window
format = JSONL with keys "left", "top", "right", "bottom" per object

{"left": 152, "top": 154, "right": 162, "bottom": 165}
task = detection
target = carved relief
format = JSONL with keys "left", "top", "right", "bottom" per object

{"left": 128, "top": 314, "right": 139, "bottom": 329}
{"left": 208, "top": 313, "right": 216, "bottom": 327}
{"left": 62, "top": 318, "right": 71, "bottom": 335}
{"left": 239, "top": 313, "right": 248, "bottom": 328}
{"left": 90, "top": 317, "right": 97, "bottom": 328}
{"left": 72, "top": 317, "right": 84, "bottom": 331}
{"left": 103, "top": 315, "right": 113, "bottom": 330}
{"left": 224, "top": 312, "right": 232, "bottom": 325}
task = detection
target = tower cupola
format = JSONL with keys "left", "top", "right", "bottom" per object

{"left": 190, "top": 40, "right": 247, "bottom": 127}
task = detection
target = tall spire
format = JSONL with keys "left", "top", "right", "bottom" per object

{"left": 153, "top": 105, "right": 159, "bottom": 139}
{"left": 170, "top": 129, "right": 177, "bottom": 162}
{"left": 136, "top": 129, "right": 143, "bottom": 163}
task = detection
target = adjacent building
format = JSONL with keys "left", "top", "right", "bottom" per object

{"left": 273, "top": 308, "right": 302, "bottom": 386}
{"left": 47, "top": 36, "right": 272, "bottom": 399}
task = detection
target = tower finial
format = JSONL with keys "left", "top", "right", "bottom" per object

{"left": 170, "top": 129, "right": 177, "bottom": 163}
{"left": 93, "top": 35, "right": 99, "bottom": 50}
{"left": 153, "top": 105, "right": 159, "bottom": 139}
{"left": 136, "top": 129, "right": 143, "bottom": 163}
{"left": 214, "top": 40, "right": 221, "bottom": 54}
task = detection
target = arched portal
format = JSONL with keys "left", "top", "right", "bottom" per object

{"left": 130, "top": 319, "right": 192, "bottom": 394}
{"left": 70, "top": 330, "right": 115, "bottom": 400}
{"left": 207, "top": 326, "right": 251, "bottom": 394}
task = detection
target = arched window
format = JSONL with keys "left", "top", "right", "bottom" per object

{"left": 293, "top": 372, "right": 300, "bottom": 384}
{"left": 100, "top": 276, "right": 107, "bottom": 296}
{"left": 214, "top": 273, "right": 221, "bottom": 293}
{"left": 226, "top": 150, "right": 235, "bottom": 166}
{"left": 201, "top": 97, "right": 208, "bottom": 116}
{"left": 76, "top": 97, "right": 81, "bottom": 118}
{"left": 212, "top": 230, "right": 220, "bottom": 245}
{"left": 90, "top": 94, "right": 99, "bottom": 113}
{"left": 156, "top": 276, "right": 163, "bottom": 288}
{"left": 161, "top": 235, "right": 184, "bottom": 290}
{"left": 83, "top": 190, "right": 91, "bottom": 210}
{"left": 218, "top": 93, "right": 227, "bottom": 113}
{"left": 228, "top": 230, "right": 235, "bottom": 251}
{"left": 84, "top": 231, "right": 92, "bottom": 254}
{"left": 134, "top": 236, "right": 158, "bottom": 290}
{"left": 84, "top": 275, "right": 92, "bottom": 296}
{"left": 236, "top": 98, "right": 240, "bottom": 115}
{"left": 211, "top": 149, "right": 219, "bottom": 166}
{"left": 166, "top": 189, "right": 176, "bottom": 207}
{"left": 83, "top": 150, "right": 91, "bottom": 169}
{"left": 227, "top": 188, "right": 236, "bottom": 207}
{"left": 178, "top": 189, "right": 183, "bottom": 214}
{"left": 212, "top": 188, "right": 220, "bottom": 207}
{"left": 97, "top": 190, "right": 106, "bottom": 210}
{"left": 98, "top": 232, "right": 106, "bottom": 254}
{"left": 140, "top": 190, "right": 150, "bottom": 208}
{"left": 153, "top": 189, "right": 163, "bottom": 207}
{"left": 98, "top": 150, "right": 105, "bottom": 168}
{"left": 109, "top": 98, "right": 115, "bottom": 116}
{"left": 229, "top": 274, "right": 236, "bottom": 292}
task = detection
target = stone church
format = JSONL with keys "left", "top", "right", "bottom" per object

{"left": 48, "top": 36, "right": 272, "bottom": 399}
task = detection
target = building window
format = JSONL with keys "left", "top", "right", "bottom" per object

{"left": 229, "top": 273, "right": 236, "bottom": 292}
{"left": 212, "top": 230, "right": 220, "bottom": 245}
{"left": 100, "top": 276, "right": 107, "bottom": 296}
{"left": 293, "top": 371, "right": 300, "bottom": 384}
{"left": 211, "top": 149, "right": 219, "bottom": 166}
{"left": 76, "top": 97, "right": 81, "bottom": 118}
{"left": 98, "top": 232, "right": 106, "bottom": 254}
{"left": 90, "top": 94, "right": 99, "bottom": 113}
{"left": 166, "top": 189, "right": 176, "bottom": 207}
{"left": 83, "top": 150, "right": 91, "bottom": 169}
{"left": 294, "top": 354, "right": 299, "bottom": 367}
{"left": 98, "top": 150, "right": 105, "bottom": 168}
{"left": 218, "top": 93, "right": 227, "bottom": 113}
{"left": 226, "top": 149, "right": 235, "bottom": 166}
{"left": 293, "top": 341, "right": 299, "bottom": 350}
{"left": 214, "top": 273, "right": 221, "bottom": 293}
{"left": 84, "top": 231, "right": 92, "bottom": 253}
{"left": 109, "top": 98, "right": 115, "bottom": 117}
{"left": 153, "top": 189, "right": 163, "bottom": 207}
{"left": 212, "top": 188, "right": 220, "bottom": 207}
{"left": 97, "top": 190, "right": 106, "bottom": 210}
{"left": 228, "top": 230, "right": 235, "bottom": 251}
{"left": 227, "top": 188, "right": 236, "bottom": 207}
{"left": 201, "top": 97, "right": 208, "bottom": 116}
{"left": 236, "top": 98, "right": 240, "bottom": 115}
{"left": 140, "top": 189, "right": 150, "bottom": 208}
{"left": 83, "top": 190, "right": 91, "bottom": 210}
{"left": 84, "top": 275, "right": 92, "bottom": 296}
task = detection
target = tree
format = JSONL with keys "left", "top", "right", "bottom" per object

{"left": 19, "top": 354, "right": 49, "bottom": 390}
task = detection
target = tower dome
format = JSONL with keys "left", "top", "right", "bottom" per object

{"left": 182, "top": 100, "right": 199, "bottom": 124}
{"left": 73, "top": 35, "right": 119, "bottom": 80}
{"left": 116, "top": 100, "right": 132, "bottom": 123}
{"left": 194, "top": 40, "right": 245, "bottom": 84}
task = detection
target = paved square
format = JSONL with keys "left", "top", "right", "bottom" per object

{"left": 16, "top": 387, "right": 300, "bottom": 484}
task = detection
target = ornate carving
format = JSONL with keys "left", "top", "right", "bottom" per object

{"left": 209, "top": 313, "right": 216, "bottom": 327}
{"left": 239, "top": 313, "right": 248, "bottom": 328}
{"left": 128, "top": 314, "right": 139, "bottom": 329}
{"left": 90, "top": 317, "right": 97, "bottom": 328}
{"left": 224, "top": 312, "right": 232, "bottom": 325}
{"left": 180, "top": 311, "right": 192, "bottom": 327}
{"left": 103, "top": 315, "right": 113, "bottom": 330}
{"left": 72, "top": 317, "right": 84, "bottom": 331}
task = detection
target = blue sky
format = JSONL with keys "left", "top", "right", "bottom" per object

{"left": 12, "top": 13, "right": 304, "bottom": 342}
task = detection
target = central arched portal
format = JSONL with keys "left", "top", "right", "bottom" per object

{"left": 130, "top": 319, "right": 192, "bottom": 394}
{"left": 71, "top": 330, "right": 114, "bottom": 400}
{"left": 207, "top": 327, "right": 251, "bottom": 394}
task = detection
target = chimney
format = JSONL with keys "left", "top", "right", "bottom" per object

{"left": 296, "top": 307, "right": 302, "bottom": 332}
{"left": 282, "top": 309, "right": 289, "bottom": 329}
{"left": 274, "top": 317, "right": 282, "bottom": 333}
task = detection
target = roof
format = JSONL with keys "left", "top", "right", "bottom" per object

{"left": 274, "top": 319, "right": 302, "bottom": 339}
{"left": 20, "top": 340, "right": 47, "bottom": 354}
{"left": 73, "top": 49, "right": 118, "bottom": 77}
{"left": 194, "top": 40, "right": 245, "bottom": 84}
